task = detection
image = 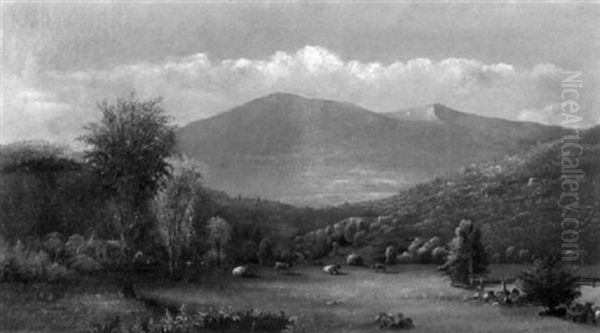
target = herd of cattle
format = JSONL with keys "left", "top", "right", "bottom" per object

{"left": 231, "top": 253, "right": 377, "bottom": 278}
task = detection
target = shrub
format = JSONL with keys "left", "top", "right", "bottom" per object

{"left": 396, "top": 252, "right": 412, "bottom": 264}
{"left": 407, "top": 237, "right": 424, "bottom": 258}
{"left": 65, "top": 234, "right": 86, "bottom": 257}
{"left": 416, "top": 237, "right": 441, "bottom": 263}
{"left": 431, "top": 246, "right": 447, "bottom": 264}
{"left": 518, "top": 254, "right": 581, "bottom": 311}
{"left": 43, "top": 232, "right": 65, "bottom": 261}
{"left": 70, "top": 254, "right": 102, "bottom": 273}
{"left": 1, "top": 240, "right": 74, "bottom": 283}
{"left": 88, "top": 306, "right": 295, "bottom": 333}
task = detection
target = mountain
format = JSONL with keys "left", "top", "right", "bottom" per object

{"left": 176, "top": 93, "right": 561, "bottom": 206}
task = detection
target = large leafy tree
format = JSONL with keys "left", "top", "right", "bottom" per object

{"left": 518, "top": 254, "right": 581, "bottom": 311}
{"left": 80, "top": 94, "right": 176, "bottom": 254}
{"left": 439, "top": 219, "right": 488, "bottom": 285}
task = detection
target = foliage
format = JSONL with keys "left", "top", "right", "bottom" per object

{"left": 439, "top": 220, "right": 488, "bottom": 285}
{"left": 316, "top": 125, "right": 600, "bottom": 262}
{"left": 206, "top": 217, "right": 232, "bottom": 268}
{"left": 65, "top": 234, "right": 86, "bottom": 257}
{"left": 0, "top": 142, "right": 109, "bottom": 240}
{"left": 87, "top": 306, "right": 295, "bottom": 333}
{"left": 0, "top": 239, "right": 73, "bottom": 283}
{"left": 518, "top": 254, "right": 581, "bottom": 310}
{"left": 154, "top": 157, "right": 203, "bottom": 278}
{"left": 80, "top": 93, "right": 176, "bottom": 256}
{"left": 69, "top": 254, "right": 102, "bottom": 273}
{"left": 257, "top": 238, "right": 274, "bottom": 266}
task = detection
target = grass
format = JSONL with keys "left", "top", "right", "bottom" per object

{"left": 1, "top": 265, "right": 598, "bottom": 332}
{"left": 0, "top": 280, "right": 148, "bottom": 332}
{"left": 143, "top": 264, "right": 600, "bottom": 333}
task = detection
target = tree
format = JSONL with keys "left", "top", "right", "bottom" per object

{"left": 154, "top": 158, "right": 203, "bottom": 278}
{"left": 518, "top": 254, "right": 581, "bottom": 311}
{"left": 80, "top": 93, "right": 176, "bottom": 256}
{"left": 257, "top": 238, "right": 274, "bottom": 266}
{"left": 207, "top": 217, "right": 232, "bottom": 268}
{"left": 439, "top": 219, "right": 488, "bottom": 286}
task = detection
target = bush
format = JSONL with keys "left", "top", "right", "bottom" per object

{"left": 65, "top": 234, "right": 86, "bottom": 257}
{"left": 70, "top": 254, "right": 102, "bottom": 273}
{"left": 1, "top": 240, "right": 74, "bottom": 283}
{"left": 431, "top": 246, "right": 447, "bottom": 264}
{"left": 416, "top": 237, "right": 441, "bottom": 263}
{"left": 42, "top": 232, "right": 65, "bottom": 261}
{"left": 396, "top": 252, "right": 412, "bottom": 264}
{"left": 518, "top": 254, "right": 581, "bottom": 311}
{"left": 88, "top": 306, "right": 295, "bottom": 333}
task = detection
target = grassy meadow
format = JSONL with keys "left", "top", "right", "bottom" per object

{"left": 143, "top": 264, "right": 600, "bottom": 333}
{"left": 1, "top": 264, "right": 599, "bottom": 332}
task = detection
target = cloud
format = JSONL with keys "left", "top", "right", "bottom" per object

{"left": 3, "top": 46, "right": 597, "bottom": 144}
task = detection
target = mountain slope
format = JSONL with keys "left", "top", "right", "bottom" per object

{"left": 176, "top": 93, "right": 561, "bottom": 206}
{"left": 294, "top": 126, "right": 600, "bottom": 263}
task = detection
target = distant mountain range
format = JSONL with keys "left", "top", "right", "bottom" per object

{"left": 176, "top": 93, "right": 561, "bottom": 206}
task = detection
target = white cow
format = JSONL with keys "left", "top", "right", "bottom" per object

{"left": 232, "top": 265, "right": 255, "bottom": 278}
{"left": 323, "top": 264, "right": 341, "bottom": 275}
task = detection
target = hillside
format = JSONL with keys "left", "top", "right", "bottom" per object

{"left": 177, "top": 93, "right": 561, "bottom": 206}
{"left": 294, "top": 126, "right": 600, "bottom": 263}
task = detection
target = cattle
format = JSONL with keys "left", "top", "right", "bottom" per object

{"left": 323, "top": 264, "right": 341, "bottom": 275}
{"left": 232, "top": 265, "right": 256, "bottom": 278}
{"left": 275, "top": 261, "right": 291, "bottom": 271}
{"left": 371, "top": 263, "right": 386, "bottom": 273}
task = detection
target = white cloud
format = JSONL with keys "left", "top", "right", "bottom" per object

{"left": 3, "top": 45, "right": 597, "bottom": 144}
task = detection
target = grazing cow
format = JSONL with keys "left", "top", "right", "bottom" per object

{"left": 371, "top": 263, "right": 386, "bottom": 273}
{"left": 275, "top": 261, "right": 291, "bottom": 271}
{"left": 232, "top": 265, "right": 256, "bottom": 278}
{"left": 323, "top": 264, "right": 340, "bottom": 275}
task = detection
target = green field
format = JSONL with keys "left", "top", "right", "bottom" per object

{"left": 145, "top": 265, "right": 600, "bottom": 333}
{"left": 1, "top": 265, "right": 599, "bottom": 332}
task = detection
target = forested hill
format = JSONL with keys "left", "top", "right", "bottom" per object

{"left": 298, "top": 126, "right": 600, "bottom": 262}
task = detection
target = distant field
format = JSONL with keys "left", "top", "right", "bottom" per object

{"left": 146, "top": 264, "right": 600, "bottom": 333}
{"left": 1, "top": 265, "right": 598, "bottom": 332}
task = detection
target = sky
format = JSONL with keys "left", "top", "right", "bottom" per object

{"left": 2, "top": 1, "right": 600, "bottom": 145}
